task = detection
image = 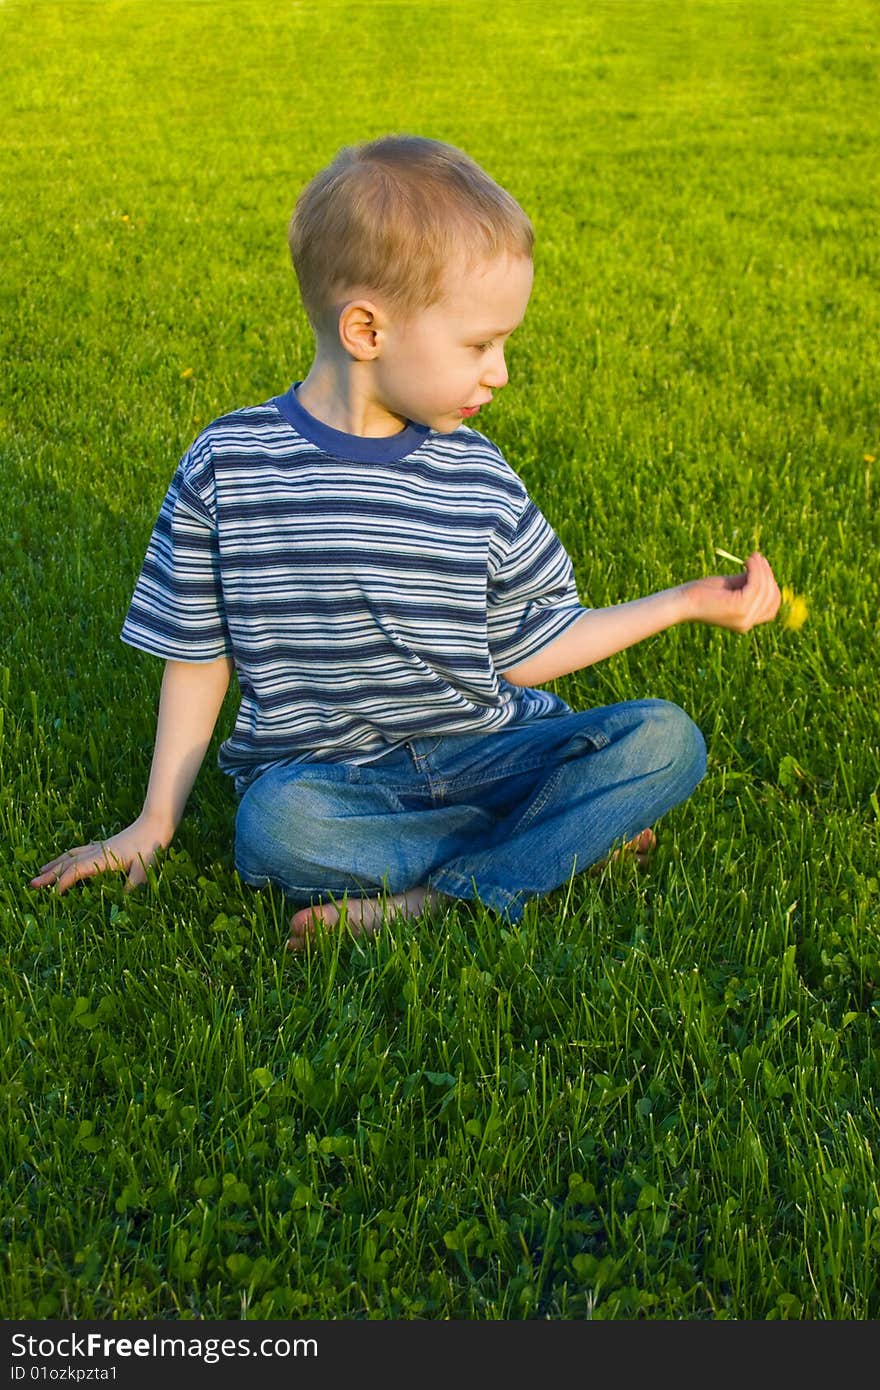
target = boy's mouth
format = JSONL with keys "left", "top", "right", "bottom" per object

{"left": 459, "top": 404, "right": 484, "bottom": 418}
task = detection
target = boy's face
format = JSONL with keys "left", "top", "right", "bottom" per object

{"left": 372, "top": 252, "right": 534, "bottom": 434}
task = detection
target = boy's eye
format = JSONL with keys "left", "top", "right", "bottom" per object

{"left": 474, "top": 341, "right": 494, "bottom": 353}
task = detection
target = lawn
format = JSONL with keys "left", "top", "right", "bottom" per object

{"left": 2, "top": 0, "right": 879, "bottom": 1320}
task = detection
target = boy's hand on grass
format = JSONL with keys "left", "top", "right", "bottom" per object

{"left": 683, "top": 551, "right": 781, "bottom": 633}
{"left": 29, "top": 814, "right": 172, "bottom": 895}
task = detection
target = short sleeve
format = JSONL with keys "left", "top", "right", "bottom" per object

{"left": 486, "top": 498, "right": 585, "bottom": 671}
{"left": 120, "top": 439, "right": 232, "bottom": 661}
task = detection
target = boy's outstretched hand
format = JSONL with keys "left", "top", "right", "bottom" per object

{"left": 502, "top": 549, "right": 783, "bottom": 688}
{"left": 682, "top": 551, "right": 781, "bottom": 632}
{"left": 30, "top": 656, "right": 233, "bottom": 896}
{"left": 29, "top": 815, "right": 170, "bottom": 895}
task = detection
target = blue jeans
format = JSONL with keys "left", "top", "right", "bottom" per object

{"left": 234, "top": 699, "right": 706, "bottom": 922}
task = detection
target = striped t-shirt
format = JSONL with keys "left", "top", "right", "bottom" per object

{"left": 121, "top": 385, "right": 586, "bottom": 794}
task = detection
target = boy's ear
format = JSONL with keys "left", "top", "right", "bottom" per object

{"left": 338, "top": 300, "right": 383, "bottom": 360}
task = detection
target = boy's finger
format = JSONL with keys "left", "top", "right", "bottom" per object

{"left": 36, "top": 844, "right": 94, "bottom": 874}
{"left": 722, "top": 570, "right": 747, "bottom": 592}
{"left": 747, "top": 551, "right": 773, "bottom": 582}
{"left": 53, "top": 859, "right": 99, "bottom": 894}
{"left": 47, "top": 865, "right": 77, "bottom": 895}
{"left": 744, "top": 552, "right": 768, "bottom": 585}
{"left": 31, "top": 841, "right": 128, "bottom": 891}
{"left": 31, "top": 857, "right": 79, "bottom": 887}
{"left": 31, "top": 868, "right": 69, "bottom": 888}
{"left": 744, "top": 555, "right": 774, "bottom": 602}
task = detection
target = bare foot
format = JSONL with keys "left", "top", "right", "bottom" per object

{"left": 287, "top": 885, "right": 441, "bottom": 951}
{"left": 590, "top": 827, "right": 656, "bottom": 877}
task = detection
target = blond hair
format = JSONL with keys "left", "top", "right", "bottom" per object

{"left": 288, "top": 134, "right": 534, "bottom": 330}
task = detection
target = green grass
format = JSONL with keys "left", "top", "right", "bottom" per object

{"left": 2, "top": 0, "right": 879, "bottom": 1320}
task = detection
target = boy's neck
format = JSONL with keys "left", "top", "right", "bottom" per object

{"left": 296, "top": 357, "right": 407, "bottom": 439}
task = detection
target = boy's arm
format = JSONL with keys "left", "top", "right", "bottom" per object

{"left": 502, "top": 551, "right": 781, "bottom": 686}
{"left": 30, "top": 655, "right": 234, "bottom": 895}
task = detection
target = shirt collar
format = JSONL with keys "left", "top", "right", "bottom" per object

{"left": 272, "top": 383, "right": 430, "bottom": 463}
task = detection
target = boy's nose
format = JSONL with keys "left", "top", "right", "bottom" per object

{"left": 481, "top": 350, "right": 508, "bottom": 390}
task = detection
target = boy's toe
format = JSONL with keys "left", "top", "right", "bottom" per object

{"left": 590, "top": 827, "right": 656, "bottom": 876}
{"left": 287, "top": 901, "right": 340, "bottom": 950}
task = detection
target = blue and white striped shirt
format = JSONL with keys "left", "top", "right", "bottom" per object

{"left": 121, "top": 385, "right": 586, "bottom": 793}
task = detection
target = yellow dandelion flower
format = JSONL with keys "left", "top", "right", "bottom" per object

{"left": 780, "top": 586, "right": 808, "bottom": 631}
{"left": 865, "top": 454, "right": 876, "bottom": 464}
{"left": 180, "top": 367, "right": 194, "bottom": 380}
{"left": 121, "top": 214, "right": 130, "bottom": 223}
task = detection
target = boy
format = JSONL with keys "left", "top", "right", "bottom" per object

{"left": 32, "top": 135, "right": 781, "bottom": 948}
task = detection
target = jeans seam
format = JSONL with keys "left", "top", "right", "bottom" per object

{"left": 237, "top": 865, "right": 381, "bottom": 901}
{"left": 441, "top": 730, "right": 609, "bottom": 795}
{"left": 430, "top": 868, "right": 520, "bottom": 911}
{"left": 506, "top": 764, "right": 565, "bottom": 837}
{"left": 406, "top": 738, "right": 442, "bottom": 764}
